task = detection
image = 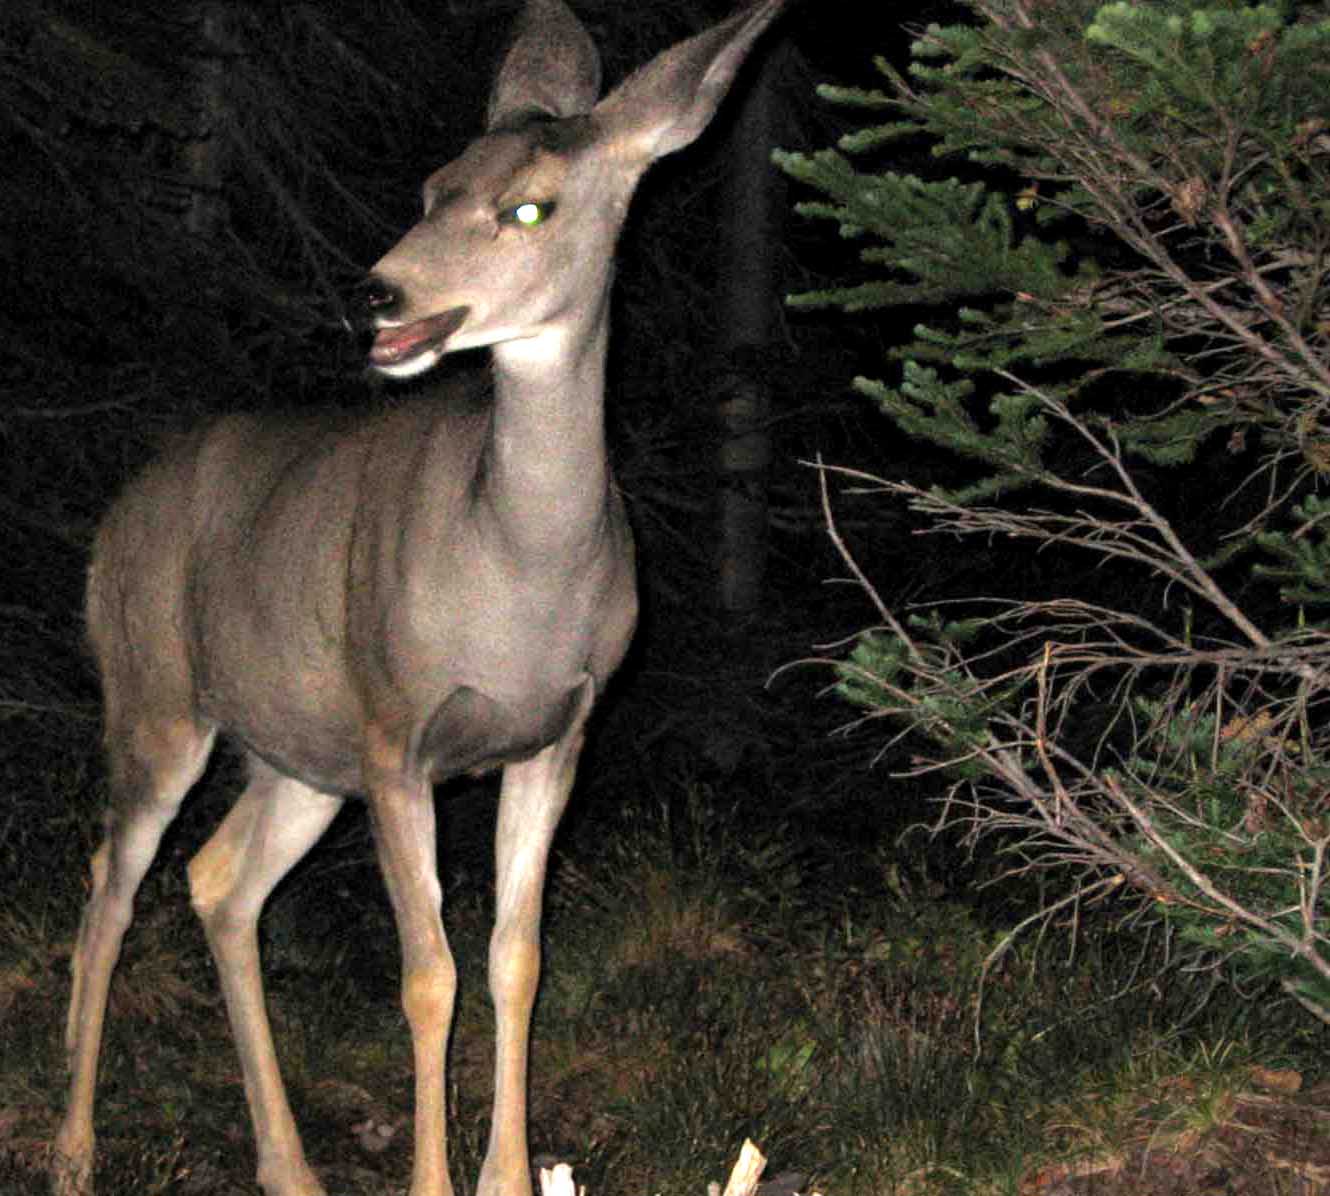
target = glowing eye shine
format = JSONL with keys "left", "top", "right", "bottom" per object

{"left": 501, "top": 201, "right": 554, "bottom": 228}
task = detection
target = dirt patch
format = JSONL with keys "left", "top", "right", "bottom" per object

{"left": 1021, "top": 1079, "right": 1330, "bottom": 1196}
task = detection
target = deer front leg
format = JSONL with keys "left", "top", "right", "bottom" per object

{"left": 479, "top": 679, "right": 595, "bottom": 1196}
{"left": 369, "top": 775, "right": 456, "bottom": 1196}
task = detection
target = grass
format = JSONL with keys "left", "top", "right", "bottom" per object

{"left": 3, "top": 743, "right": 1330, "bottom": 1196}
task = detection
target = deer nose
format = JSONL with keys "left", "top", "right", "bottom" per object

{"left": 348, "top": 275, "right": 401, "bottom": 329}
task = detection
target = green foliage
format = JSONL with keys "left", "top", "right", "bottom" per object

{"left": 1119, "top": 697, "right": 1330, "bottom": 1015}
{"left": 853, "top": 364, "right": 1053, "bottom": 500}
{"left": 1255, "top": 496, "right": 1330, "bottom": 607}
{"left": 783, "top": 0, "right": 1330, "bottom": 1023}
{"left": 841, "top": 617, "right": 1018, "bottom": 763}
{"left": 777, "top": 0, "right": 1330, "bottom": 492}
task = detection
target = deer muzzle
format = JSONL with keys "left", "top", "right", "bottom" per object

{"left": 368, "top": 306, "right": 471, "bottom": 372}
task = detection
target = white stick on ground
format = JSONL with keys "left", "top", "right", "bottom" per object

{"left": 721, "top": 1140, "right": 768, "bottom": 1196}
{"left": 539, "top": 1162, "right": 582, "bottom": 1196}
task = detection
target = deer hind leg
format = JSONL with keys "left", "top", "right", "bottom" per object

{"left": 187, "top": 756, "right": 343, "bottom": 1196}
{"left": 53, "top": 716, "right": 216, "bottom": 1196}
{"left": 479, "top": 678, "right": 596, "bottom": 1196}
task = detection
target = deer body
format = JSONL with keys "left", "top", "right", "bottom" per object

{"left": 95, "top": 387, "right": 634, "bottom": 793}
{"left": 53, "top": 3, "right": 782, "bottom": 1196}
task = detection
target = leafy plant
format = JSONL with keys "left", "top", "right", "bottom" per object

{"left": 778, "top": 1, "right": 1330, "bottom": 1020}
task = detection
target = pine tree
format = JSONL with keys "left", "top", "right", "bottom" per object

{"left": 778, "top": 1, "right": 1330, "bottom": 1021}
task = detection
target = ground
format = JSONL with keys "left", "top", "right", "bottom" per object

{"left": 1018, "top": 1075, "right": 1330, "bottom": 1196}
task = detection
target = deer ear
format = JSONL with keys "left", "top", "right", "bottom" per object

{"left": 594, "top": 0, "right": 783, "bottom": 167}
{"left": 487, "top": 0, "right": 603, "bottom": 128}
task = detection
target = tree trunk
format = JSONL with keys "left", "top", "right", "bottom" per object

{"left": 184, "top": 2, "right": 232, "bottom": 240}
{"left": 713, "top": 39, "right": 787, "bottom": 621}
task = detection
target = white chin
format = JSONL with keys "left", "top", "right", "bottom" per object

{"left": 374, "top": 348, "right": 442, "bottom": 379}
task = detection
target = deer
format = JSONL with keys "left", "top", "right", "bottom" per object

{"left": 50, "top": 1, "right": 784, "bottom": 1194}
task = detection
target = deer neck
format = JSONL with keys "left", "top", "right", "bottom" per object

{"left": 479, "top": 303, "right": 614, "bottom": 559}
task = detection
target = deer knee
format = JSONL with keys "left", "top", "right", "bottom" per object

{"left": 402, "top": 951, "right": 456, "bottom": 1036}
{"left": 87, "top": 840, "right": 111, "bottom": 892}
{"left": 187, "top": 849, "right": 231, "bottom": 926}
{"left": 187, "top": 804, "right": 254, "bottom": 930}
{"left": 186, "top": 848, "right": 257, "bottom": 943}
{"left": 76, "top": 841, "right": 121, "bottom": 924}
{"left": 489, "top": 924, "right": 540, "bottom": 1012}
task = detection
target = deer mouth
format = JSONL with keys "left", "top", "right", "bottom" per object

{"left": 369, "top": 306, "right": 470, "bottom": 371}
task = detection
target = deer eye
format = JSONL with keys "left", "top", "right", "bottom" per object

{"left": 498, "top": 201, "right": 555, "bottom": 228}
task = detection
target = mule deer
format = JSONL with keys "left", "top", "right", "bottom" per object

{"left": 51, "top": 1, "right": 784, "bottom": 1194}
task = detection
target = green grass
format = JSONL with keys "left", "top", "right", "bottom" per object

{"left": 4, "top": 749, "right": 1328, "bottom": 1196}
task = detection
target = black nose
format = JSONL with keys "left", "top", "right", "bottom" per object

{"left": 346, "top": 275, "right": 400, "bottom": 331}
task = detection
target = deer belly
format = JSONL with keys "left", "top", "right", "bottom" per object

{"left": 418, "top": 683, "right": 580, "bottom": 780}
{"left": 201, "top": 686, "right": 367, "bottom": 796}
